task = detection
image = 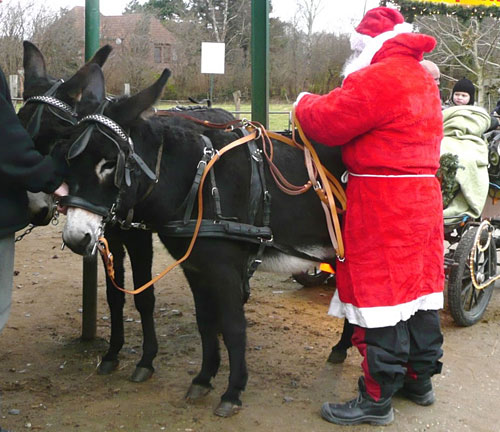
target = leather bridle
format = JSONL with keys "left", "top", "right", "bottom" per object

{"left": 60, "top": 99, "right": 161, "bottom": 228}
{"left": 22, "top": 79, "right": 78, "bottom": 139}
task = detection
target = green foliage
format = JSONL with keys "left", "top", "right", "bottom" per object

{"left": 381, "top": 0, "right": 500, "bottom": 22}
{"left": 437, "top": 152, "right": 461, "bottom": 208}
{"left": 162, "top": 82, "right": 178, "bottom": 100}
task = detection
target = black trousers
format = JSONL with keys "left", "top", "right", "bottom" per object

{"left": 351, "top": 309, "right": 443, "bottom": 401}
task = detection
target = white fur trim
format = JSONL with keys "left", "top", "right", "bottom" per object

{"left": 294, "top": 91, "right": 311, "bottom": 107}
{"left": 343, "top": 22, "right": 415, "bottom": 78}
{"left": 328, "top": 290, "right": 443, "bottom": 328}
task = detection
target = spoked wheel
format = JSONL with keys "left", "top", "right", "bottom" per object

{"left": 447, "top": 225, "right": 497, "bottom": 326}
{"left": 293, "top": 266, "right": 332, "bottom": 287}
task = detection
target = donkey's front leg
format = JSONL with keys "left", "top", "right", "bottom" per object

{"left": 127, "top": 230, "right": 157, "bottom": 382}
{"left": 99, "top": 231, "right": 126, "bottom": 375}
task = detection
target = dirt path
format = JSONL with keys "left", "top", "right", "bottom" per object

{"left": 1, "top": 223, "right": 499, "bottom": 431}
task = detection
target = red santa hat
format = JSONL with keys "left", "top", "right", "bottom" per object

{"left": 355, "top": 7, "right": 405, "bottom": 38}
{"left": 343, "top": 7, "right": 414, "bottom": 77}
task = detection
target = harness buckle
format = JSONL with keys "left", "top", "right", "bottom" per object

{"left": 203, "top": 147, "right": 214, "bottom": 158}
{"left": 341, "top": 171, "right": 349, "bottom": 183}
{"left": 313, "top": 181, "right": 322, "bottom": 191}
{"left": 251, "top": 149, "right": 263, "bottom": 162}
{"left": 258, "top": 234, "right": 273, "bottom": 245}
{"left": 253, "top": 126, "right": 262, "bottom": 140}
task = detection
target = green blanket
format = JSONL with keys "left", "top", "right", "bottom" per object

{"left": 441, "top": 105, "right": 491, "bottom": 223}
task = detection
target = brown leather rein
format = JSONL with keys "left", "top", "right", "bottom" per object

{"left": 97, "top": 109, "right": 346, "bottom": 295}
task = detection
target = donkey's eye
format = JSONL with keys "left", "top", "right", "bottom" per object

{"left": 101, "top": 160, "right": 116, "bottom": 171}
{"left": 95, "top": 158, "right": 116, "bottom": 182}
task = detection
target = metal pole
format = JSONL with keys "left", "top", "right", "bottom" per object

{"left": 82, "top": 254, "right": 98, "bottom": 340}
{"left": 251, "top": 0, "right": 269, "bottom": 128}
{"left": 209, "top": 74, "right": 214, "bottom": 102}
{"left": 82, "top": 0, "right": 100, "bottom": 340}
{"left": 85, "top": 0, "right": 100, "bottom": 61}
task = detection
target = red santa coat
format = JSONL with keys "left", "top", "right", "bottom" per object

{"left": 296, "top": 33, "right": 444, "bottom": 328}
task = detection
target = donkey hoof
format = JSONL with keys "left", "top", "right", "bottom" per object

{"left": 130, "top": 367, "right": 154, "bottom": 382}
{"left": 185, "top": 383, "right": 212, "bottom": 402}
{"left": 98, "top": 360, "right": 119, "bottom": 375}
{"left": 214, "top": 401, "right": 241, "bottom": 417}
{"left": 327, "top": 348, "right": 348, "bottom": 364}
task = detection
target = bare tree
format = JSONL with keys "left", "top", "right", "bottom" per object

{"left": 298, "top": 0, "right": 323, "bottom": 37}
{"left": 106, "top": 15, "right": 157, "bottom": 94}
{"left": 294, "top": 0, "right": 324, "bottom": 90}
{"left": 31, "top": 10, "right": 82, "bottom": 78}
{"left": 0, "top": 1, "right": 82, "bottom": 82}
{"left": 0, "top": 1, "right": 38, "bottom": 74}
{"left": 416, "top": 15, "right": 500, "bottom": 107}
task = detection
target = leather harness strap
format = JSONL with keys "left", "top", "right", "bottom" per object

{"left": 292, "top": 109, "right": 345, "bottom": 259}
{"left": 155, "top": 109, "right": 242, "bottom": 130}
{"left": 97, "top": 114, "right": 346, "bottom": 294}
{"left": 98, "top": 130, "right": 259, "bottom": 295}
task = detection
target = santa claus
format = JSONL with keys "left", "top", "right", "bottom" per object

{"left": 295, "top": 6, "right": 444, "bottom": 426}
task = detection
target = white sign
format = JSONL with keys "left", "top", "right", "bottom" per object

{"left": 201, "top": 42, "right": 225, "bottom": 74}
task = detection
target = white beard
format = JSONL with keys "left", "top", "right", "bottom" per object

{"left": 342, "top": 37, "right": 375, "bottom": 78}
{"left": 342, "top": 22, "right": 414, "bottom": 79}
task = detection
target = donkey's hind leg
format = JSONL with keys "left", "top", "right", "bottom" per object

{"left": 186, "top": 246, "right": 249, "bottom": 417}
{"left": 214, "top": 265, "right": 248, "bottom": 417}
{"left": 327, "top": 318, "right": 354, "bottom": 364}
{"left": 184, "top": 270, "right": 221, "bottom": 401}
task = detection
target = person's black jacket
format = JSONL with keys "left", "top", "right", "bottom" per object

{"left": 492, "top": 99, "right": 500, "bottom": 116}
{"left": 0, "top": 67, "right": 65, "bottom": 237}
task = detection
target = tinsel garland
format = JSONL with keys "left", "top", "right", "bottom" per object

{"left": 436, "top": 153, "right": 462, "bottom": 208}
{"left": 380, "top": 0, "right": 500, "bottom": 22}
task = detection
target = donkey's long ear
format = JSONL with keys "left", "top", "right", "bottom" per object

{"left": 112, "top": 69, "right": 171, "bottom": 125}
{"left": 80, "top": 64, "right": 106, "bottom": 103}
{"left": 59, "top": 46, "right": 110, "bottom": 104}
{"left": 60, "top": 63, "right": 105, "bottom": 105}
{"left": 23, "top": 41, "right": 47, "bottom": 83}
{"left": 87, "top": 44, "right": 112, "bottom": 67}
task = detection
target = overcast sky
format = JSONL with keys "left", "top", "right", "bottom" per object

{"left": 9, "top": 0, "right": 382, "bottom": 33}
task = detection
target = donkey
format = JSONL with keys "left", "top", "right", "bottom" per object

{"left": 57, "top": 69, "right": 347, "bottom": 417}
{"left": 19, "top": 41, "right": 112, "bottom": 225}
{"left": 19, "top": 42, "right": 237, "bottom": 383}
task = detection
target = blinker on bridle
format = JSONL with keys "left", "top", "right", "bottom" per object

{"left": 23, "top": 79, "right": 78, "bottom": 139}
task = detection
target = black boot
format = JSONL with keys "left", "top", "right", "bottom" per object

{"left": 321, "top": 378, "right": 394, "bottom": 426}
{"left": 399, "top": 377, "right": 435, "bottom": 406}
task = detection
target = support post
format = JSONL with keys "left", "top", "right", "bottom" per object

{"left": 85, "top": 0, "right": 100, "bottom": 61}
{"left": 251, "top": 0, "right": 269, "bottom": 128}
{"left": 82, "top": 254, "right": 98, "bottom": 340}
{"left": 81, "top": 0, "right": 100, "bottom": 340}
{"left": 209, "top": 74, "right": 214, "bottom": 102}
{"left": 233, "top": 90, "right": 241, "bottom": 119}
